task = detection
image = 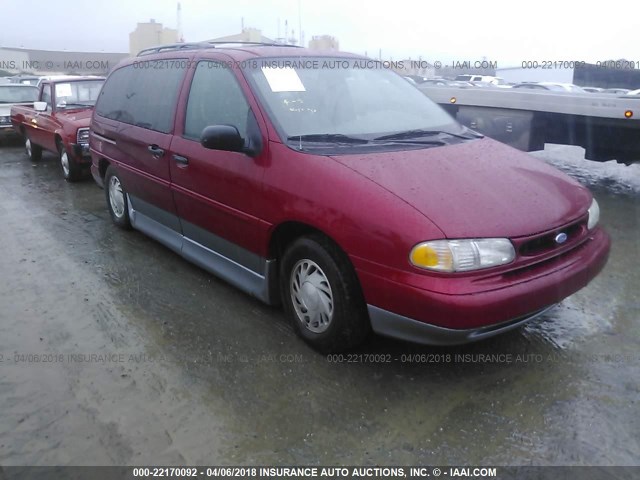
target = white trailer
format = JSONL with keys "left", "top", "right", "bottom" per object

{"left": 419, "top": 85, "right": 640, "bottom": 164}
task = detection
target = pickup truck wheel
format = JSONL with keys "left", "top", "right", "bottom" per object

{"left": 105, "top": 165, "right": 131, "bottom": 229}
{"left": 280, "top": 234, "right": 371, "bottom": 353}
{"left": 58, "top": 144, "right": 82, "bottom": 182}
{"left": 25, "top": 137, "right": 42, "bottom": 162}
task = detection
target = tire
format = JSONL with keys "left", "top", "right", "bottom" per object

{"left": 104, "top": 165, "right": 131, "bottom": 229}
{"left": 280, "top": 234, "right": 371, "bottom": 353}
{"left": 58, "top": 143, "right": 83, "bottom": 182}
{"left": 25, "top": 135, "right": 42, "bottom": 161}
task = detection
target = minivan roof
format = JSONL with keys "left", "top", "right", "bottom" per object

{"left": 137, "top": 41, "right": 302, "bottom": 56}
{"left": 134, "top": 42, "right": 365, "bottom": 61}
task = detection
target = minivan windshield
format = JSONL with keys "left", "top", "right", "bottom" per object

{"left": 245, "top": 57, "right": 459, "bottom": 141}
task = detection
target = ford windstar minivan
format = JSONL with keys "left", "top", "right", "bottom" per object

{"left": 89, "top": 43, "right": 610, "bottom": 352}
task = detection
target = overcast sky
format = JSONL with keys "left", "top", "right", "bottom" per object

{"left": 1, "top": 0, "right": 638, "bottom": 66}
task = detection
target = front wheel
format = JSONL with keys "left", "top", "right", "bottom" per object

{"left": 104, "top": 165, "right": 131, "bottom": 229}
{"left": 25, "top": 136, "right": 42, "bottom": 161}
{"left": 59, "top": 144, "right": 83, "bottom": 182}
{"left": 280, "top": 234, "right": 370, "bottom": 353}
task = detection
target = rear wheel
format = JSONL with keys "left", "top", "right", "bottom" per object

{"left": 25, "top": 136, "right": 42, "bottom": 161}
{"left": 104, "top": 165, "right": 131, "bottom": 229}
{"left": 58, "top": 143, "right": 83, "bottom": 182}
{"left": 280, "top": 234, "right": 370, "bottom": 353}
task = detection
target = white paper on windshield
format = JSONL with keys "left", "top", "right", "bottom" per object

{"left": 55, "top": 83, "right": 73, "bottom": 97}
{"left": 261, "top": 67, "right": 306, "bottom": 92}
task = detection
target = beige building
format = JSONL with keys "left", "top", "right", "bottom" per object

{"left": 129, "top": 19, "right": 179, "bottom": 56}
{"left": 308, "top": 35, "right": 339, "bottom": 51}
{"left": 395, "top": 58, "right": 435, "bottom": 79}
{"left": 206, "top": 28, "right": 276, "bottom": 44}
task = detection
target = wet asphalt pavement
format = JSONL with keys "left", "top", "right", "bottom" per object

{"left": 0, "top": 139, "right": 638, "bottom": 466}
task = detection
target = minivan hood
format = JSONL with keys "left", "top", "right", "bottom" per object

{"left": 330, "top": 138, "right": 591, "bottom": 238}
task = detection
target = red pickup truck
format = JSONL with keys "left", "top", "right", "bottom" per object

{"left": 11, "top": 76, "right": 104, "bottom": 181}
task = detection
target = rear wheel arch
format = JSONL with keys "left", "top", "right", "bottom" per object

{"left": 24, "top": 133, "right": 42, "bottom": 161}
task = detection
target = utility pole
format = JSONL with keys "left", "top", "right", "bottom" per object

{"left": 177, "top": 2, "right": 184, "bottom": 43}
{"left": 298, "top": 0, "right": 302, "bottom": 47}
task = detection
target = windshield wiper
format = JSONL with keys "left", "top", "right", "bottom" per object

{"left": 287, "top": 133, "right": 369, "bottom": 144}
{"left": 374, "top": 129, "right": 480, "bottom": 141}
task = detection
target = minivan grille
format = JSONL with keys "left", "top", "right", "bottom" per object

{"left": 518, "top": 218, "right": 587, "bottom": 257}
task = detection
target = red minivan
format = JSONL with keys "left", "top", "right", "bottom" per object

{"left": 89, "top": 43, "right": 610, "bottom": 352}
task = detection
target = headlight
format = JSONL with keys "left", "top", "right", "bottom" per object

{"left": 77, "top": 128, "right": 90, "bottom": 144}
{"left": 587, "top": 198, "right": 600, "bottom": 230}
{"left": 410, "top": 238, "right": 515, "bottom": 272}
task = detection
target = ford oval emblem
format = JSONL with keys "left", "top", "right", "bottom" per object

{"left": 555, "top": 232, "right": 568, "bottom": 244}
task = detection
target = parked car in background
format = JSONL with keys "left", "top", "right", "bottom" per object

{"left": 90, "top": 44, "right": 610, "bottom": 352}
{"left": 0, "top": 84, "right": 38, "bottom": 141}
{"left": 512, "top": 82, "right": 587, "bottom": 93}
{"left": 421, "top": 79, "right": 474, "bottom": 87}
{"left": 512, "top": 82, "right": 561, "bottom": 91}
{"left": 469, "top": 81, "right": 500, "bottom": 88}
{"left": 455, "top": 74, "right": 506, "bottom": 85}
{"left": 421, "top": 78, "right": 449, "bottom": 86}
{"left": 404, "top": 74, "right": 427, "bottom": 84}
{"left": 626, "top": 89, "right": 640, "bottom": 96}
{"left": 602, "top": 88, "right": 630, "bottom": 95}
{"left": 8, "top": 75, "right": 42, "bottom": 86}
{"left": 583, "top": 87, "right": 604, "bottom": 93}
{"left": 11, "top": 76, "right": 105, "bottom": 181}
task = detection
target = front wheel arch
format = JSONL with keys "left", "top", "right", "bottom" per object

{"left": 56, "top": 137, "right": 82, "bottom": 182}
{"left": 279, "top": 233, "right": 371, "bottom": 352}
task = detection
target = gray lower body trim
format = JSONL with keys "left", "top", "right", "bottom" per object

{"left": 127, "top": 194, "right": 277, "bottom": 305}
{"left": 129, "top": 195, "right": 182, "bottom": 233}
{"left": 368, "top": 304, "right": 556, "bottom": 346}
{"left": 182, "top": 219, "right": 265, "bottom": 274}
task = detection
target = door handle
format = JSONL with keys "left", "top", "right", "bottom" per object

{"left": 148, "top": 144, "right": 165, "bottom": 157}
{"left": 173, "top": 154, "right": 189, "bottom": 165}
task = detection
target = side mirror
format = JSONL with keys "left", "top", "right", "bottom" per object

{"left": 34, "top": 101, "right": 47, "bottom": 112}
{"left": 200, "top": 125, "right": 244, "bottom": 153}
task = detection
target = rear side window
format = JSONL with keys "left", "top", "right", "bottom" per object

{"left": 184, "top": 61, "right": 250, "bottom": 140}
{"left": 96, "top": 61, "right": 186, "bottom": 133}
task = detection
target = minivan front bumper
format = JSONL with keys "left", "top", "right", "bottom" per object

{"left": 368, "top": 304, "right": 556, "bottom": 346}
{"left": 358, "top": 227, "right": 610, "bottom": 345}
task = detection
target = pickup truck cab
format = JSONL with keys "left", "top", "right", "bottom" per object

{"left": 11, "top": 76, "right": 105, "bottom": 181}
